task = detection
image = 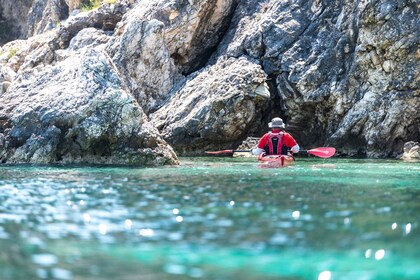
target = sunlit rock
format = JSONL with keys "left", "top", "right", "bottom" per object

{"left": 150, "top": 57, "right": 271, "bottom": 155}
{"left": 0, "top": 0, "right": 418, "bottom": 160}
{"left": 401, "top": 141, "right": 420, "bottom": 160}
{"left": 0, "top": 2, "right": 131, "bottom": 74}
{"left": 234, "top": 136, "right": 259, "bottom": 158}
{"left": 0, "top": 48, "right": 178, "bottom": 165}
{"left": 106, "top": 0, "right": 236, "bottom": 114}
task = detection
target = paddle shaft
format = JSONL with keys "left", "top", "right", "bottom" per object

{"left": 217, "top": 149, "right": 317, "bottom": 153}
{"left": 205, "top": 147, "right": 335, "bottom": 158}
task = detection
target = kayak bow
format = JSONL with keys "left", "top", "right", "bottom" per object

{"left": 258, "top": 154, "right": 295, "bottom": 168}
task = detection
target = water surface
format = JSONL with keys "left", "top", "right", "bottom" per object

{"left": 0, "top": 157, "right": 419, "bottom": 280}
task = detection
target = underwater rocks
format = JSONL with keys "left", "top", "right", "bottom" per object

{"left": 0, "top": 48, "right": 178, "bottom": 165}
{"left": 150, "top": 57, "right": 270, "bottom": 155}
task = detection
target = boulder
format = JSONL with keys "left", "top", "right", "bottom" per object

{"left": 151, "top": 57, "right": 270, "bottom": 155}
{"left": 107, "top": 0, "right": 237, "bottom": 114}
{"left": 401, "top": 141, "right": 420, "bottom": 160}
{"left": 0, "top": 48, "right": 178, "bottom": 165}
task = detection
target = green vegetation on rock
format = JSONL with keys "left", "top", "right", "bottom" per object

{"left": 80, "top": 0, "right": 102, "bottom": 11}
{"left": 80, "top": 0, "right": 117, "bottom": 11}
{"left": 6, "top": 48, "right": 18, "bottom": 61}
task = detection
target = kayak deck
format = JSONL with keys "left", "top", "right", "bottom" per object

{"left": 258, "top": 154, "right": 294, "bottom": 168}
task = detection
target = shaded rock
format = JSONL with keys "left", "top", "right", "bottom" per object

{"left": 107, "top": 0, "right": 237, "bottom": 114}
{"left": 0, "top": 0, "right": 69, "bottom": 44}
{"left": 208, "top": 0, "right": 419, "bottom": 157}
{"left": 0, "top": 133, "right": 4, "bottom": 148}
{"left": 401, "top": 141, "right": 420, "bottom": 160}
{"left": 151, "top": 57, "right": 270, "bottom": 155}
{"left": 0, "top": 48, "right": 178, "bottom": 165}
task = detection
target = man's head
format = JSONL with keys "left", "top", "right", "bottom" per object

{"left": 268, "top": 117, "right": 285, "bottom": 130}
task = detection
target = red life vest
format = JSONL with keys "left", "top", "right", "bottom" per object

{"left": 264, "top": 132, "right": 284, "bottom": 155}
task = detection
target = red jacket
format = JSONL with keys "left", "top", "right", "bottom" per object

{"left": 257, "top": 130, "right": 297, "bottom": 155}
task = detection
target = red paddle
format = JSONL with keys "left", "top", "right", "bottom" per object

{"left": 205, "top": 147, "right": 336, "bottom": 158}
{"left": 205, "top": 149, "right": 251, "bottom": 154}
{"left": 305, "top": 147, "right": 336, "bottom": 158}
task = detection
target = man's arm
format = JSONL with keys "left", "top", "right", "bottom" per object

{"left": 284, "top": 133, "right": 299, "bottom": 153}
{"left": 252, "top": 134, "right": 268, "bottom": 155}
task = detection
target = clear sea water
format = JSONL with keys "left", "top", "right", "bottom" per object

{"left": 0, "top": 157, "right": 419, "bottom": 280}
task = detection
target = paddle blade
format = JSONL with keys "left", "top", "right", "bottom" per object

{"left": 307, "top": 147, "right": 336, "bottom": 158}
{"left": 205, "top": 150, "right": 234, "bottom": 155}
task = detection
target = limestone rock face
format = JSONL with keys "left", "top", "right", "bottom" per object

{"left": 0, "top": 2, "right": 130, "bottom": 84}
{"left": 106, "top": 0, "right": 237, "bottom": 114}
{"left": 210, "top": 0, "right": 419, "bottom": 157}
{"left": 151, "top": 57, "right": 270, "bottom": 155}
{"left": 1, "top": 0, "right": 418, "bottom": 161}
{"left": 0, "top": 48, "right": 178, "bottom": 165}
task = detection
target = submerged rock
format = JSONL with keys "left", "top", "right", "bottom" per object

{"left": 151, "top": 57, "right": 270, "bottom": 155}
{"left": 0, "top": 48, "right": 178, "bottom": 165}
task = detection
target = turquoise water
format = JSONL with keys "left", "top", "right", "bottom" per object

{"left": 0, "top": 157, "right": 419, "bottom": 280}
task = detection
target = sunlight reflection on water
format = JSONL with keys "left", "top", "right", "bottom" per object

{"left": 0, "top": 158, "right": 419, "bottom": 279}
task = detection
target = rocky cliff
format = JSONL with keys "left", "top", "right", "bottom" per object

{"left": 0, "top": 0, "right": 419, "bottom": 165}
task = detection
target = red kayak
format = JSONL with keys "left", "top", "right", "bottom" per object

{"left": 258, "top": 153, "right": 295, "bottom": 168}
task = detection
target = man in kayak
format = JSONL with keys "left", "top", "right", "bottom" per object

{"left": 251, "top": 117, "right": 300, "bottom": 156}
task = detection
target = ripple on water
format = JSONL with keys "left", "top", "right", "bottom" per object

{"left": 0, "top": 159, "right": 419, "bottom": 279}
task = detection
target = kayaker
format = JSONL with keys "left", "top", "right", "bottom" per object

{"left": 252, "top": 117, "right": 300, "bottom": 156}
